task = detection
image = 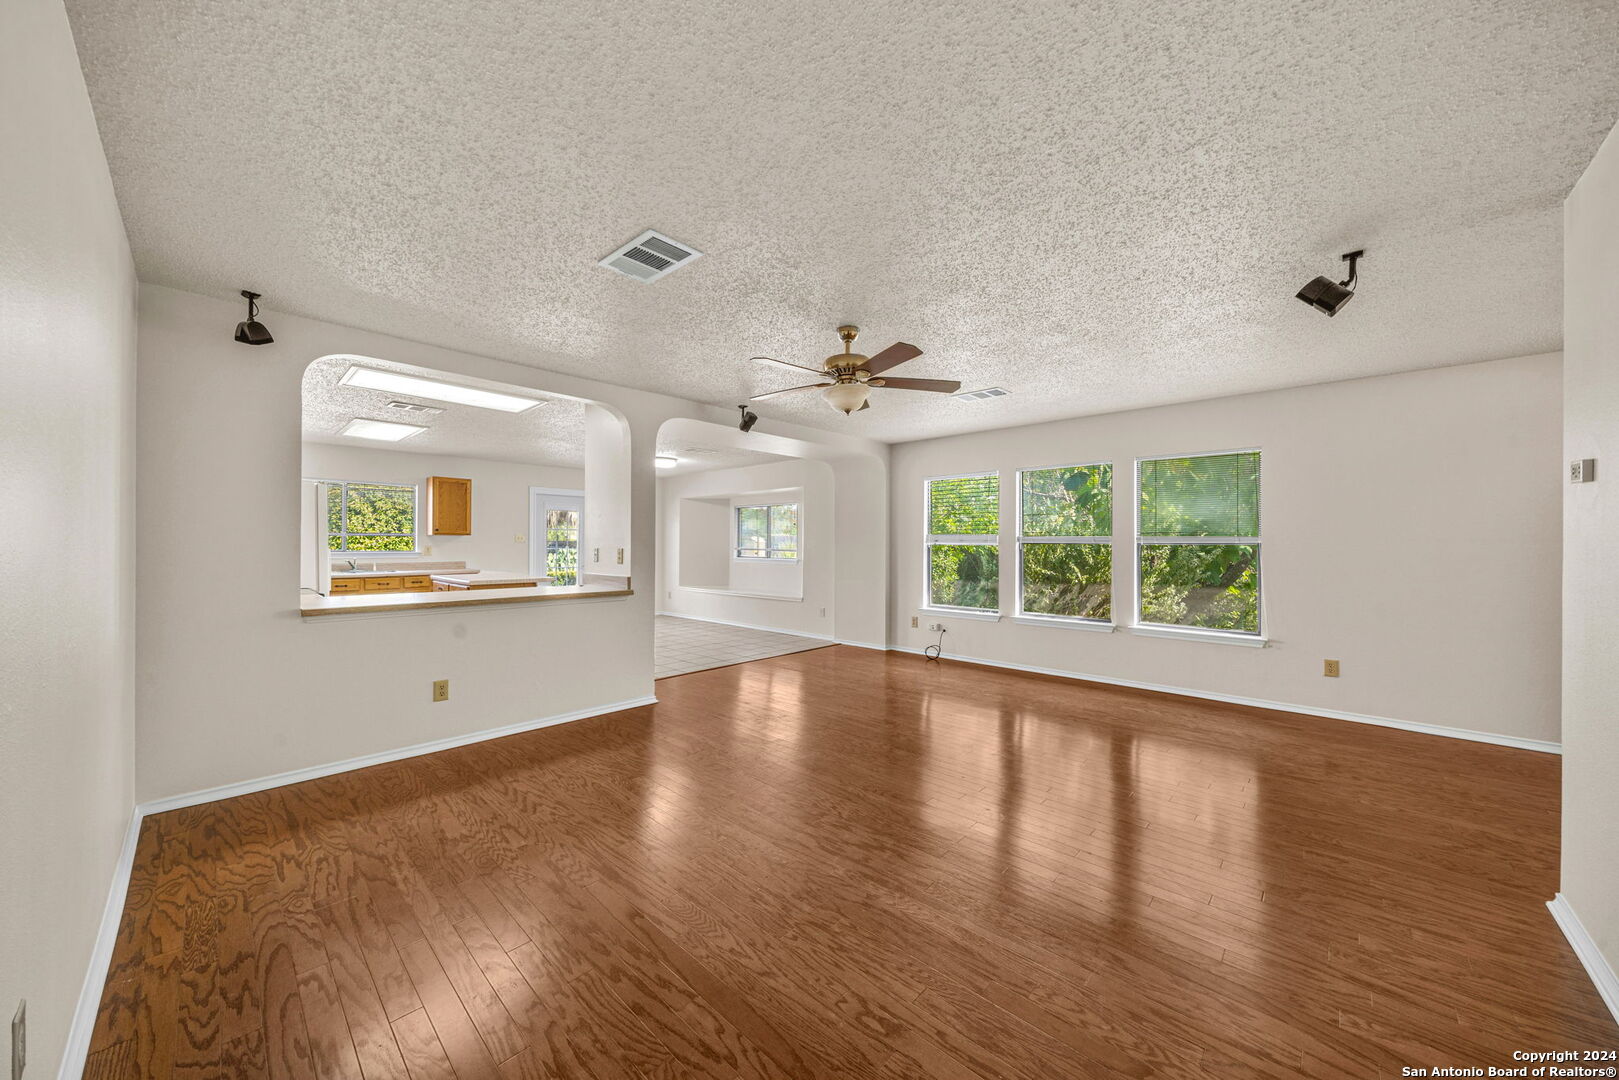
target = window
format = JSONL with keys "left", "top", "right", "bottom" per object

{"left": 1018, "top": 463, "right": 1112, "bottom": 622}
{"left": 325, "top": 481, "right": 418, "bottom": 552}
{"left": 925, "top": 473, "right": 1000, "bottom": 612}
{"left": 735, "top": 502, "right": 798, "bottom": 560}
{"left": 1135, "top": 451, "right": 1261, "bottom": 635}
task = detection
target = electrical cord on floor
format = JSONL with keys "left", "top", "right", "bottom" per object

{"left": 924, "top": 625, "right": 946, "bottom": 661}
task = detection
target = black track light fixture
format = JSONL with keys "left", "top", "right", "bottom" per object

{"left": 233, "top": 290, "right": 274, "bottom": 345}
{"left": 737, "top": 404, "right": 758, "bottom": 433}
{"left": 1296, "top": 250, "right": 1364, "bottom": 317}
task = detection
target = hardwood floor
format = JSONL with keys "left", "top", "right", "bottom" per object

{"left": 85, "top": 646, "right": 1616, "bottom": 1079}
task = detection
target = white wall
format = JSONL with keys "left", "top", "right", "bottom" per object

{"left": 675, "top": 497, "right": 730, "bottom": 588}
{"left": 135, "top": 285, "right": 887, "bottom": 803}
{"left": 888, "top": 354, "right": 1563, "bottom": 744}
{"left": 0, "top": 0, "right": 138, "bottom": 1074}
{"left": 657, "top": 459, "right": 836, "bottom": 637}
{"left": 302, "top": 442, "right": 583, "bottom": 573}
{"left": 1562, "top": 119, "right": 1619, "bottom": 991}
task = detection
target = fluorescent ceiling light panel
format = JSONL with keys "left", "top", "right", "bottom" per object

{"left": 340, "top": 417, "right": 425, "bottom": 442}
{"left": 339, "top": 366, "right": 543, "bottom": 413}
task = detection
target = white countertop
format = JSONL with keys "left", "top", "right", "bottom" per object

{"left": 430, "top": 570, "right": 545, "bottom": 586}
{"left": 301, "top": 581, "right": 631, "bottom": 617}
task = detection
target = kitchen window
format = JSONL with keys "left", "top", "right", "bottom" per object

{"left": 735, "top": 502, "right": 799, "bottom": 560}
{"left": 326, "top": 481, "right": 418, "bottom": 552}
{"left": 925, "top": 473, "right": 1000, "bottom": 613}
{"left": 1135, "top": 450, "right": 1261, "bottom": 636}
{"left": 1018, "top": 462, "right": 1112, "bottom": 622}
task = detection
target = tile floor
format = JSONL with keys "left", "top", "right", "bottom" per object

{"left": 654, "top": 614, "right": 830, "bottom": 678}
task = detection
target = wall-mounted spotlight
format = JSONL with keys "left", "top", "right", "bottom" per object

{"left": 738, "top": 405, "right": 758, "bottom": 433}
{"left": 1296, "top": 250, "right": 1364, "bottom": 317}
{"left": 233, "top": 290, "right": 274, "bottom": 344}
{"left": 655, "top": 455, "right": 679, "bottom": 470}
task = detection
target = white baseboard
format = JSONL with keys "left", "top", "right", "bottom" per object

{"left": 57, "top": 809, "right": 143, "bottom": 1080}
{"left": 833, "top": 639, "right": 888, "bottom": 651}
{"left": 655, "top": 610, "right": 834, "bottom": 641}
{"left": 141, "top": 695, "right": 660, "bottom": 815}
{"left": 1548, "top": 893, "right": 1619, "bottom": 1026}
{"left": 887, "top": 645, "right": 1561, "bottom": 754}
{"left": 57, "top": 694, "right": 657, "bottom": 1080}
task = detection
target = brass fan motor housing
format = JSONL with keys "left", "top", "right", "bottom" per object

{"left": 825, "top": 324, "right": 871, "bottom": 379}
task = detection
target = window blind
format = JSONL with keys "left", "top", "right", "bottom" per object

{"left": 1138, "top": 452, "right": 1260, "bottom": 537}
{"left": 1020, "top": 464, "right": 1111, "bottom": 537}
{"left": 737, "top": 505, "right": 768, "bottom": 553}
{"left": 928, "top": 474, "right": 999, "bottom": 535}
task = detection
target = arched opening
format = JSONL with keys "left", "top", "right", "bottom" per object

{"left": 652, "top": 417, "right": 852, "bottom": 677}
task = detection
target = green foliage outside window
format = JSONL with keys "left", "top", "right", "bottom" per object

{"left": 1019, "top": 463, "right": 1112, "bottom": 620}
{"left": 545, "top": 508, "right": 579, "bottom": 585}
{"left": 326, "top": 482, "right": 416, "bottom": 552}
{"left": 1022, "top": 543, "right": 1111, "bottom": 620}
{"left": 1137, "top": 453, "right": 1261, "bottom": 634}
{"left": 927, "top": 475, "right": 999, "bottom": 610}
{"left": 930, "top": 544, "right": 999, "bottom": 610}
{"left": 1138, "top": 544, "right": 1258, "bottom": 632}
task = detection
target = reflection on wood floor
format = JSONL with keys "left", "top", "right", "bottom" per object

{"left": 85, "top": 646, "right": 1616, "bottom": 1079}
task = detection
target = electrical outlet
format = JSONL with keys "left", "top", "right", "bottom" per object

{"left": 12, "top": 999, "right": 24, "bottom": 1080}
{"left": 1323, "top": 659, "right": 1340, "bottom": 678}
{"left": 616, "top": 548, "right": 625, "bottom": 565}
{"left": 929, "top": 622, "right": 945, "bottom": 632}
{"left": 592, "top": 547, "right": 600, "bottom": 563}
{"left": 1571, "top": 458, "right": 1597, "bottom": 484}
{"left": 910, "top": 616, "right": 918, "bottom": 628}
{"left": 819, "top": 607, "right": 826, "bottom": 617}
{"left": 514, "top": 534, "right": 525, "bottom": 543}
{"left": 432, "top": 679, "right": 449, "bottom": 702}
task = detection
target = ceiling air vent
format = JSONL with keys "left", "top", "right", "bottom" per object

{"left": 953, "top": 387, "right": 1011, "bottom": 402}
{"left": 599, "top": 229, "right": 704, "bottom": 283}
{"left": 385, "top": 400, "right": 444, "bottom": 415}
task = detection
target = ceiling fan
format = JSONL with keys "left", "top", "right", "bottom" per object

{"left": 750, "top": 325, "right": 961, "bottom": 414}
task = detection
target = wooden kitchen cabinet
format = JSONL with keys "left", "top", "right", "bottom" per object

{"left": 428, "top": 476, "right": 472, "bottom": 535}
{"left": 329, "top": 574, "right": 433, "bottom": 595}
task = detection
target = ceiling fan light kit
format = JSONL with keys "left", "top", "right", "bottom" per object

{"left": 748, "top": 325, "right": 961, "bottom": 416}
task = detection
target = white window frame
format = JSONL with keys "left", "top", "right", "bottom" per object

{"left": 319, "top": 479, "right": 421, "bottom": 555}
{"left": 733, "top": 501, "right": 800, "bottom": 561}
{"left": 922, "top": 471, "right": 1002, "bottom": 617}
{"left": 1015, "top": 460, "right": 1113, "bottom": 627}
{"left": 1131, "top": 447, "right": 1264, "bottom": 643}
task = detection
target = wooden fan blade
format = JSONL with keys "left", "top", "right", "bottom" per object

{"left": 862, "top": 342, "right": 922, "bottom": 376}
{"left": 750, "top": 383, "right": 832, "bottom": 401}
{"left": 875, "top": 376, "right": 961, "bottom": 394}
{"left": 752, "top": 355, "right": 828, "bottom": 376}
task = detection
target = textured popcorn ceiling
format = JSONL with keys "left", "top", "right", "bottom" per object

{"left": 69, "top": 0, "right": 1619, "bottom": 442}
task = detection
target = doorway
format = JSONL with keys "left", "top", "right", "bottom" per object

{"left": 530, "top": 488, "right": 584, "bottom": 585}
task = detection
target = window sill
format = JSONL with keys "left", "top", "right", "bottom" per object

{"left": 918, "top": 607, "right": 1001, "bottom": 623}
{"left": 1129, "top": 624, "right": 1267, "bottom": 647}
{"left": 680, "top": 586, "right": 802, "bottom": 602}
{"left": 1009, "top": 615, "right": 1115, "bottom": 633}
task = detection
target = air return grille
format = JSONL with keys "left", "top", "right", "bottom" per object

{"left": 599, "top": 229, "right": 704, "bottom": 283}
{"left": 953, "top": 387, "right": 1010, "bottom": 402}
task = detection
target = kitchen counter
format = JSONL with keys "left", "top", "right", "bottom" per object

{"left": 430, "top": 570, "right": 546, "bottom": 588}
{"left": 301, "top": 581, "right": 631, "bottom": 616}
